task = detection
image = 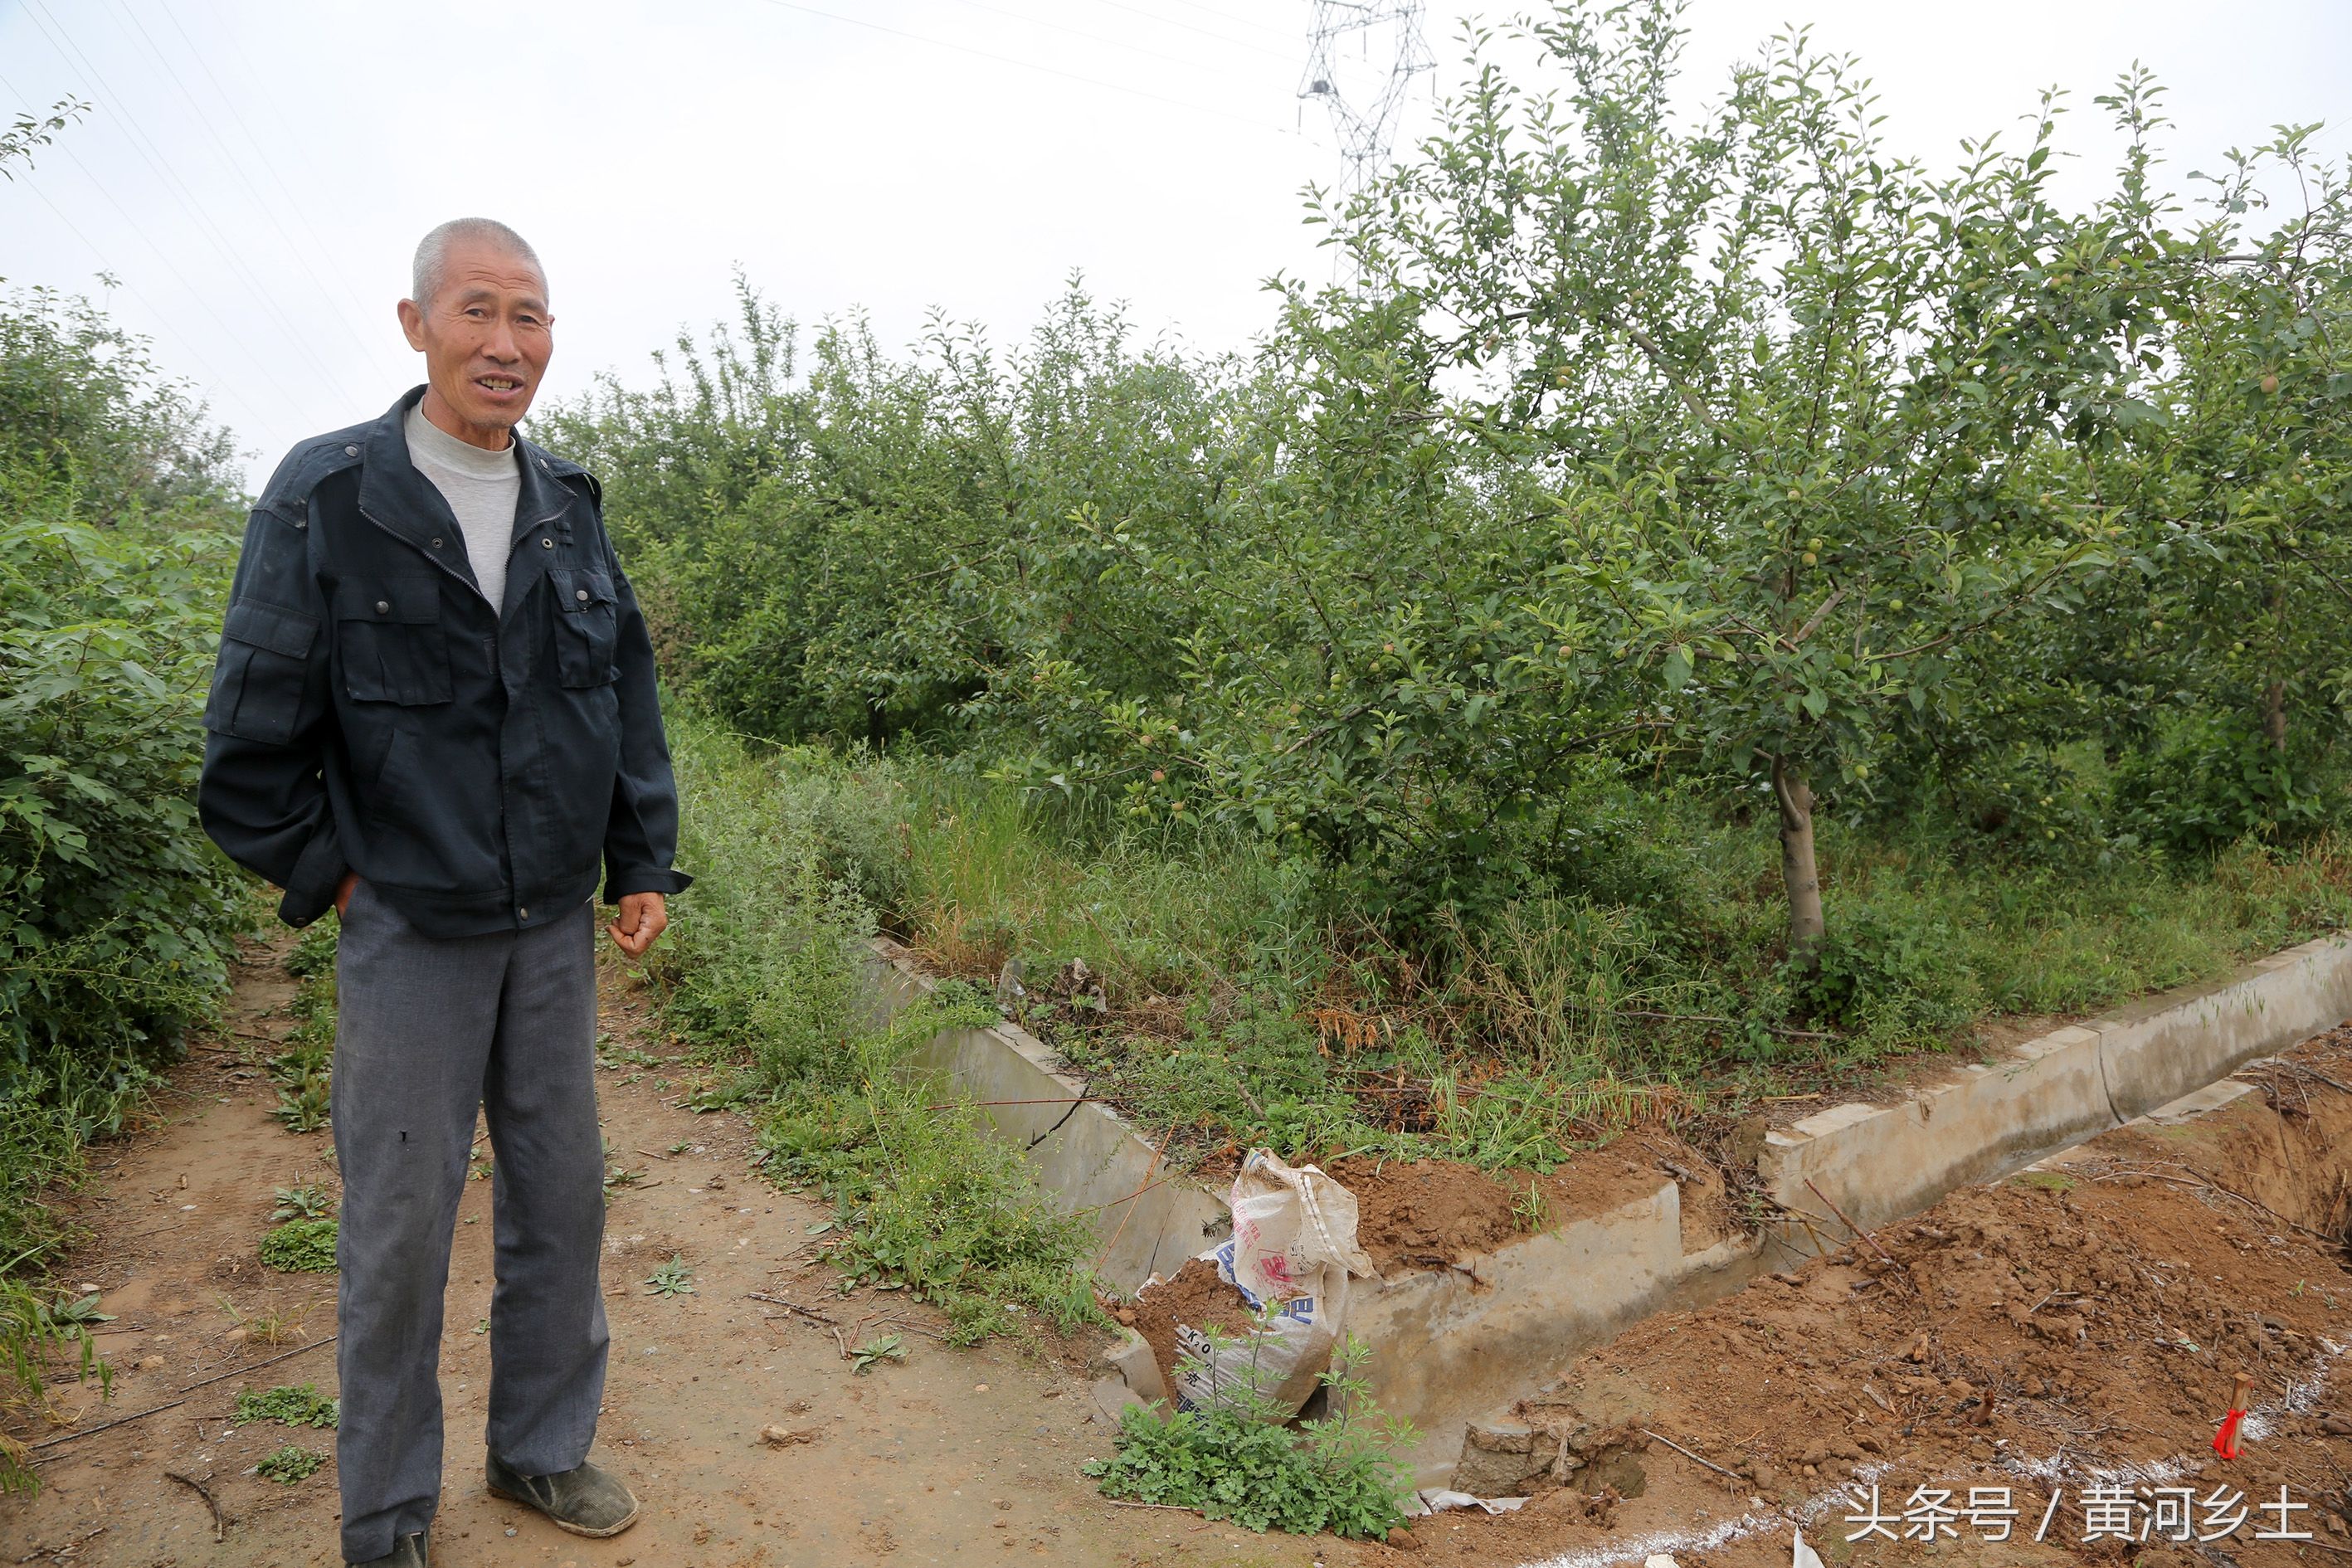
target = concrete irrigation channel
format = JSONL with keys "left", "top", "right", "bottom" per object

{"left": 869, "top": 933, "right": 2352, "bottom": 1488}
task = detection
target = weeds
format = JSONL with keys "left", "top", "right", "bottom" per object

{"left": 1511, "top": 1181, "right": 1548, "bottom": 1234}
{"left": 256, "top": 1444, "right": 324, "bottom": 1484}
{"left": 233, "top": 1383, "right": 337, "bottom": 1429}
{"left": 654, "top": 717, "right": 1107, "bottom": 1346}
{"left": 270, "top": 1183, "right": 332, "bottom": 1221}
{"left": 644, "top": 1256, "right": 694, "bottom": 1297}
{"left": 267, "top": 933, "right": 337, "bottom": 1134}
{"left": 849, "top": 1332, "right": 906, "bottom": 1373}
{"left": 0, "top": 1277, "right": 113, "bottom": 1495}
{"left": 884, "top": 761, "right": 2352, "bottom": 1169}
{"left": 1084, "top": 1329, "right": 1414, "bottom": 1538}
{"left": 257, "top": 1218, "right": 337, "bottom": 1273}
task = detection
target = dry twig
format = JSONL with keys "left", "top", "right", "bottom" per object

{"left": 1638, "top": 1428, "right": 1745, "bottom": 1482}
{"left": 163, "top": 1471, "right": 226, "bottom": 1542}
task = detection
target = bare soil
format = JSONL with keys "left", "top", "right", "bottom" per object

{"left": 1331, "top": 1135, "right": 1741, "bottom": 1275}
{"left": 0, "top": 933, "right": 1324, "bottom": 1568}
{"left": 1127, "top": 1261, "right": 1263, "bottom": 1393}
{"left": 1332, "top": 1026, "right": 2352, "bottom": 1568}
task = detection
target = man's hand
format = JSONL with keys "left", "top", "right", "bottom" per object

{"left": 608, "top": 892, "right": 667, "bottom": 959}
{"left": 335, "top": 872, "right": 360, "bottom": 918}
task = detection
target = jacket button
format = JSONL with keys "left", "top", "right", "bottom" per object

{"left": 519, "top": 907, "right": 529, "bottom": 920}
{"left": 576, "top": 588, "right": 590, "bottom": 602}
{"left": 431, "top": 538, "right": 444, "bottom": 548}
{"left": 344, "top": 444, "right": 359, "bottom": 456}
{"left": 541, "top": 538, "right": 554, "bottom": 549}
{"left": 374, "top": 600, "right": 390, "bottom": 615}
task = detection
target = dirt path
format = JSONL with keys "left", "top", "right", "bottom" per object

{"left": 0, "top": 934, "right": 1322, "bottom": 1568}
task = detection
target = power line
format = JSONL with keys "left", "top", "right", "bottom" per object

{"left": 1142, "top": 0, "right": 1298, "bottom": 41}
{"left": 2, "top": 157, "right": 296, "bottom": 434}
{"left": 17, "top": 0, "right": 380, "bottom": 412}
{"left": 746, "top": 0, "right": 1299, "bottom": 134}
{"left": 1151, "top": 0, "right": 1302, "bottom": 41}
{"left": 1068, "top": 0, "right": 1298, "bottom": 61}
{"left": 152, "top": 0, "right": 388, "bottom": 324}
{"left": 112, "top": 0, "right": 403, "bottom": 379}
{"left": 942, "top": 0, "right": 1293, "bottom": 68}
{"left": 1, "top": 63, "right": 317, "bottom": 428}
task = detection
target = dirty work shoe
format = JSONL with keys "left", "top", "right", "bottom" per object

{"left": 485, "top": 1451, "right": 641, "bottom": 1538}
{"left": 348, "top": 1531, "right": 428, "bottom": 1566}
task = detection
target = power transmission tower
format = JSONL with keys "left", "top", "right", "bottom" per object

{"left": 1297, "top": 1, "right": 1434, "bottom": 197}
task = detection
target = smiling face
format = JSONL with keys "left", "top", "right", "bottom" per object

{"left": 396, "top": 237, "right": 553, "bottom": 450}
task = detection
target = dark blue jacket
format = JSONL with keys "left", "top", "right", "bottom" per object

{"left": 199, "top": 387, "right": 690, "bottom": 937}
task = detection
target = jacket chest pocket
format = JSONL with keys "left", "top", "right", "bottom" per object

{"left": 548, "top": 567, "right": 618, "bottom": 687}
{"left": 334, "top": 575, "right": 453, "bottom": 704}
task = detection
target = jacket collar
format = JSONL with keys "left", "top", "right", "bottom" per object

{"left": 355, "top": 387, "right": 581, "bottom": 621}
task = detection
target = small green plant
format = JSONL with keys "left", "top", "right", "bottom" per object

{"left": 601, "top": 1136, "right": 640, "bottom": 1191}
{"left": 267, "top": 1076, "right": 329, "bottom": 1134}
{"left": 849, "top": 1332, "right": 906, "bottom": 1374}
{"left": 234, "top": 1383, "right": 338, "bottom": 1429}
{"left": 256, "top": 1444, "right": 325, "bottom": 1484}
{"left": 1084, "top": 1331, "right": 1415, "bottom": 1537}
{"left": 270, "top": 1183, "right": 332, "bottom": 1221}
{"left": 266, "top": 1035, "right": 333, "bottom": 1135}
{"left": 644, "top": 1255, "right": 694, "bottom": 1297}
{"left": 39, "top": 1293, "right": 114, "bottom": 1334}
{"left": 284, "top": 923, "right": 337, "bottom": 980}
{"left": 1511, "top": 1181, "right": 1549, "bottom": 1234}
{"left": 257, "top": 1218, "right": 338, "bottom": 1273}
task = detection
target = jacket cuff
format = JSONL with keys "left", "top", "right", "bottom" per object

{"left": 604, "top": 865, "right": 693, "bottom": 903}
{"left": 278, "top": 823, "right": 348, "bottom": 928}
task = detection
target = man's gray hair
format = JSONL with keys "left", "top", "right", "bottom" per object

{"left": 410, "top": 217, "right": 545, "bottom": 308}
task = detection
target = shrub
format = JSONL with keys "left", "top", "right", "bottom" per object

{"left": 2113, "top": 712, "right": 2330, "bottom": 859}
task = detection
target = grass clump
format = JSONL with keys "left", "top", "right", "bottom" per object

{"left": 883, "top": 760, "right": 2352, "bottom": 1169}
{"left": 257, "top": 1218, "right": 337, "bottom": 1273}
{"left": 267, "top": 926, "right": 336, "bottom": 1134}
{"left": 233, "top": 1383, "right": 337, "bottom": 1429}
{"left": 1085, "top": 1331, "right": 1415, "bottom": 1539}
{"left": 650, "top": 716, "right": 1105, "bottom": 1345}
{"left": 0, "top": 1283, "right": 114, "bottom": 1494}
{"left": 256, "top": 1444, "right": 324, "bottom": 1484}
{"left": 757, "top": 986, "right": 1103, "bottom": 1343}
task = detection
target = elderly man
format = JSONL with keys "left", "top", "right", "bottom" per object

{"left": 198, "top": 217, "right": 686, "bottom": 1568}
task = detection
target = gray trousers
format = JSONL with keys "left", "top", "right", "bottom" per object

{"left": 331, "top": 882, "right": 609, "bottom": 1563}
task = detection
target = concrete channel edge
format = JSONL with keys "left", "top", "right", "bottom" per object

{"left": 865, "top": 931, "right": 2352, "bottom": 1486}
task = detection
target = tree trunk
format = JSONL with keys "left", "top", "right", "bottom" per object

{"left": 1772, "top": 754, "right": 1826, "bottom": 962}
{"left": 2263, "top": 578, "right": 2288, "bottom": 755}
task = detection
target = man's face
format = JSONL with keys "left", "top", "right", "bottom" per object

{"left": 397, "top": 239, "right": 553, "bottom": 447}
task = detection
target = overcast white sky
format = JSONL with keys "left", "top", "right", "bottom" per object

{"left": 2, "top": 0, "right": 2346, "bottom": 485}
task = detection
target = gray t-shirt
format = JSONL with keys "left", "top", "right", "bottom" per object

{"left": 404, "top": 402, "right": 520, "bottom": 610}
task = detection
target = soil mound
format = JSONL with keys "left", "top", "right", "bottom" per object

{"left": 1331, "top": 1133, "right": 1737, "bottom": 1273}
{"left": 1131, "top": 1258, "right": 1267, "bottom": 1390}
{"left": 1377, "top": 1033, "right": 2352, "bottom": 1568}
